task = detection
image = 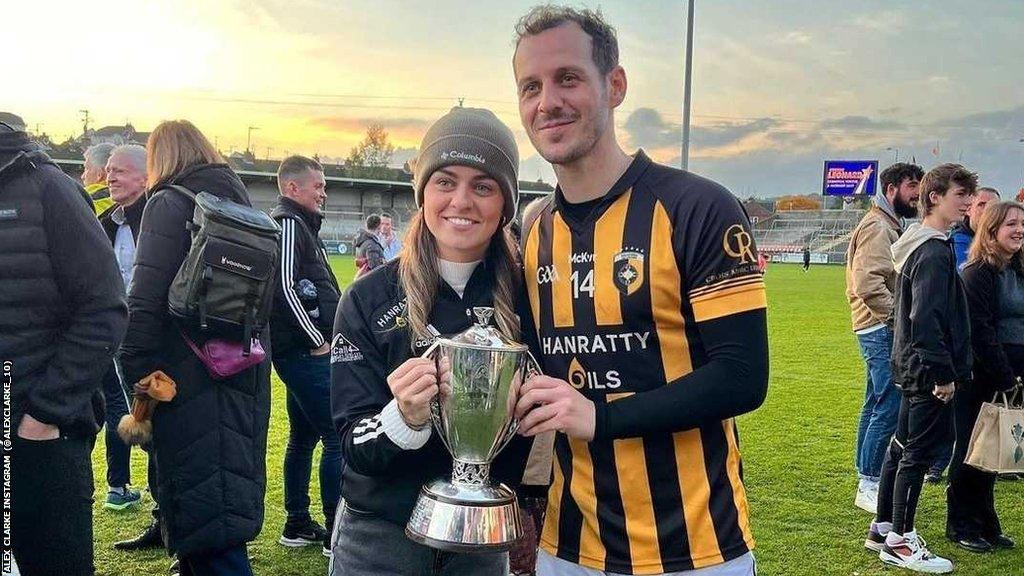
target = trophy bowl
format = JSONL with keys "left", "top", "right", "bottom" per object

{"left": 405, "top": 307, "right": 537, "bottom": 552}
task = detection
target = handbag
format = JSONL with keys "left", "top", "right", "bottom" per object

{"left": 182, "top": 330, "right": 265, "bottom": 380}
{"left": 965, "top": 386, "right": 1024, "bottom": 473}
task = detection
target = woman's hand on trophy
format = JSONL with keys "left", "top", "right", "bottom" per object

{"left": 514, "top": 375, "right": 595, "bottom": 440}
{"left": 387, "top": 358, "right": 439, "bottom": 428}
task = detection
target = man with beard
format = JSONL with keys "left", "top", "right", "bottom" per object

{"left": 846, "top": 162, "right": 924, "bottom": 513}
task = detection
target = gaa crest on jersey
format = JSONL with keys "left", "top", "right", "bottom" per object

{"left": 612, "top": 249, "right": 644, "bottom": 295}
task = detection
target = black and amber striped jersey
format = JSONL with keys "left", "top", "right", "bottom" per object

{"left": 522, "top": 151, "right": 768, "bottom": 574}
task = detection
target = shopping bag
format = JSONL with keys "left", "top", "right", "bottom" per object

{"left": 965, "top": 387, "right": 1024, "bottom": 473}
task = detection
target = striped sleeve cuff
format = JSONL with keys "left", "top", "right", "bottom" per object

{"left": 381, "top": 399, "right": 432, "bottom": 450}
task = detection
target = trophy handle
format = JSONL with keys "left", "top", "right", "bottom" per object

{"left": 420, "top": 340, "right": 441, "bottom": 360}
{"left": 525, "top": 351, "right": 543, "bottom": 378}
{"left": 420, "top": 340, "right": 455, "bottom": 454}
{"left": 490, "top": 350, "right": 542, "bottom": 457}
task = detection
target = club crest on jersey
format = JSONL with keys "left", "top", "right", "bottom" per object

{"left": 722, "top": 224, "right": 755, "bottom": 264}
{"left": 612, "top": 249, "right": 644, "bottom": 295}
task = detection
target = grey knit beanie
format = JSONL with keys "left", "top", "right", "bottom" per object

{"left": 414, "top": 107, "right": 519, "bottom": 221}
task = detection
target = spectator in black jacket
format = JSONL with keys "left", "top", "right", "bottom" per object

{"left": 353, "top": 213, "right": 385, "bottom": 278}
{"left": 96, "top": 144, "right": 149, "bottom": 514}
{"left": 0, "top": 116, "right": 128, "bottom": 575}
{"left": 119, "top": 120, "right": 271, "bottom": 576}
{"left": 269, "top": 155, "right": 342, "bottom": 555}
{"left": 867, "top": 163, "right": 976, "bottom": 574}
{"left": 949, "top": 200, "right": 1024, "bottom": 553}
{"left": 329, "top": 107, "right": 531, "bottom": 576}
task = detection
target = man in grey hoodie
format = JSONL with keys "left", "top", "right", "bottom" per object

{"left": 865, "top": 163, "right": 976, "bottom": 574}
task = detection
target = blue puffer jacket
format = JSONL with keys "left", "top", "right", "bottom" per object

{"left": 949, "top": 220, "right": 973, "bottom": 271}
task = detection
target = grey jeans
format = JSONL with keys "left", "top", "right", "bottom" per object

{"left": 329, "top": 502, "right": 509, "bottom": 576}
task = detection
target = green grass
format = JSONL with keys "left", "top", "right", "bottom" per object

{"left": 90, "top": 261, "right": 1024, "bottom": 575}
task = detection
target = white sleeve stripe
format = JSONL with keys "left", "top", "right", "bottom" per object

{"left": 279, "top": 219, "right": 325, "bottom": 346}
{"left": 353, "top": 428, "right": 385, "bottom": 445}
{"left": 352, "top": 417, "right": 381, "bottom": 435}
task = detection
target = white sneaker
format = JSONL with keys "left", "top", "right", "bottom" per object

{"left": 855, "top": 483, "right": 878, "bottom": 513}
{"left": 879, "top": 531, "right": 953, "bottom": 574}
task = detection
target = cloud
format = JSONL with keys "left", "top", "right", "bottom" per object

{"left": 308, "top": 116, "right": 431, "bottom": 147}
{"left": 936, "top": 105, "right": 1024, "bottom": 133}
{"left": 623, "top": 108, "right": 681, "bottom": 149}
{"left": 622, "top": 108, "right": 777, "bottom": 152}
{"left": 777, "top": 31, "right": 813, "bottom": 45}
{"left": 853, "top": 9, "right": 908, "bottom": 33}
{"left": 693, "top": 118, "right": 779, "bottom": 149}
{"left": 309, "top": 116, "right": 429, "bottom": 134}
{"left": 818, "top": 115, "right": 906, "bottom": 131}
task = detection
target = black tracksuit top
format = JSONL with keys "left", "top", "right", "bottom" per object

{"left": 330, "top": 258, "right": 533, "bottom": 527}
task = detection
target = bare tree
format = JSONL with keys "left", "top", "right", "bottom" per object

{"left": 346, "top": 123, "right": 395, "bottom": 179}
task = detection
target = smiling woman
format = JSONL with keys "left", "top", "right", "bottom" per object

{"left": 327, "top": 106, "right": 534, "bottom": 576}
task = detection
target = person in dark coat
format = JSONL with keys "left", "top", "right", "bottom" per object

{"left": 1, "top": 116, "right": 128, "bottom": 576}
{"left": 949, "top": 200, "right": 1023, "bottom": 553}
{"left": 269, "top": 155, "right": 342, "bottom": 554}
{"left": 353, "top": 213, "right": 385, "bottom": 277}
{"left": 119, "top": 120, "right": 271, "bottom": 576}
{"left": 868, "top": 163, "right": 976, "bottom": 574}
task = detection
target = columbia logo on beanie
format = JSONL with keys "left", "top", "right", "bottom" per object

{"left": 414, "top": 107, "right": 520, "bottom": 221}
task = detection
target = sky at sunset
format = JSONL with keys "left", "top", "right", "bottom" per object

{"left": 4, "top": 0, "right": 1023, "bottom": 197}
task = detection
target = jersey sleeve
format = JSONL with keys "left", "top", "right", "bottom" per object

{"left": 677, "top": 187, "right": 766, "bottom": 323}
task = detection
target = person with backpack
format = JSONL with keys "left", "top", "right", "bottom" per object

{"left": 328, "top": 106, "right": 533, "bottom": 576}
{"left": 353, "top": 213, "right": 385, "bottom": 278}
{"left": 269, "top": 155, "right": 342, "bottom": 555}
{"left": 119, "top": 120, "right": 272, "bottom": 576}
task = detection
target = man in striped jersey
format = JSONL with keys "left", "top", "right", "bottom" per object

{"left": 269, "top": 155, "right": 343, "bottom": 555}
{"left": 511, "top": 6, "right": 769, "bottom": 576}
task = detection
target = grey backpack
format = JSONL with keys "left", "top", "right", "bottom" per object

{"left": 165, "top": 185, "right": 281, "bottom": 351}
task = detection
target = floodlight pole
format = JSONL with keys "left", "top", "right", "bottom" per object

{"left": 247, "top": 126, "right": 260, "bottom": 155}
{"left": 680, "top": 0, "right": 695, "bottom": 171}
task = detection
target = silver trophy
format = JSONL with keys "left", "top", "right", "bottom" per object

{"left": 405, "top": 307, "right": 539, "bottom": 552}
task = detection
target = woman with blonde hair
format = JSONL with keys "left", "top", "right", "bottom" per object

{"left": 328, "top": 107, "right": 533, "bottom": 575}
{"left": 949, "top": 200, "right": 1023, "bottom": 553}
{"left": 120, "top": 120, "right": 271, "bottom": 575}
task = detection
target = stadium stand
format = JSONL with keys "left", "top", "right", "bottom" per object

{"left": 753, "top": 209, "right": 866, "bottom": 264}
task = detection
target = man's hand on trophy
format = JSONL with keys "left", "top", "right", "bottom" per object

{"left": 387, "top": 358, "right": 439, "bottom": 429}
{"left": 514, "top": 375, "right": 596, "bottom": 440}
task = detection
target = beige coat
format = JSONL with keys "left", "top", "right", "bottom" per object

{"left": 846, "top": 204, "right": 903, "bottom": 331}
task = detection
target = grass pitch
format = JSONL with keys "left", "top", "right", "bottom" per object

{"left": 90, "top": 260, "right": 1023, "bottom": 575}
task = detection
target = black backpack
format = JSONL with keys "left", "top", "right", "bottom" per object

{"left": 165, "top": 185, "right": 281, "bottom": 351}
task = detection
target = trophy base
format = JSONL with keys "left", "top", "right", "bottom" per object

{"left": 406, "top": 478, "right": 522, "bottom": 553}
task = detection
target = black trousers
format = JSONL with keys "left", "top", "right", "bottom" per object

{"left": 876, "top": 391, "right": 953, "bottom": 535}
{"left": 946, "top": 384, "right": 1002, "bottom": 539}
{"left": 11, "top": 433, "right": 96, "bottom": 576}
